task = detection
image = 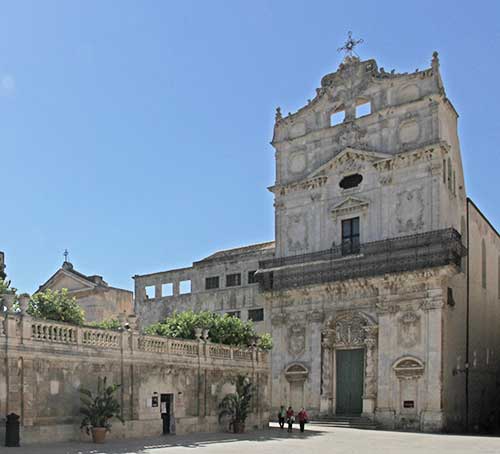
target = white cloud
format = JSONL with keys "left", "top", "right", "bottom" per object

{"left": 0, "top": 74, "right": 15, "bottom": 96}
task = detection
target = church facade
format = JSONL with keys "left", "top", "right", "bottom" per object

{"left": 39, "top": 260, "right": 134, "bottom": 323}
{"left": 134, "top": 52, "right": 500, "bottom": 432}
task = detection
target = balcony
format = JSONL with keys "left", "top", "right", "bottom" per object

{"left": 256, "top": 228, "right": 466, "bottom": 292}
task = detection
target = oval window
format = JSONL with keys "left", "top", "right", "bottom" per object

{"left": 339, "top": 174, "right": 363, "bottom": 190}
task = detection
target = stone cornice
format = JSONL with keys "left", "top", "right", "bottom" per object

{"left": 331, "top": 196, "right": 370, "bottom": 220}
{"left": 268, "top": 176, "right": 328, "bottom": 196}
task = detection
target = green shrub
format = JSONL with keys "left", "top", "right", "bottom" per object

{"left": 29, "top": 288, "right": 85, "bottom": 325}
{"left": 80, "top": 376, "right": 124, "bottom": 433}
{"left": 87, "top": 318, "right": 122, "bottom": 330}
{"left": 144, "top": 310, "right": 273, "bottom": 350}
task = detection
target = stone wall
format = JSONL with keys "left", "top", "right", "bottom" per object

{"left": 0, "top": 309, "right": 270, "bottom": 445}
{"left": 134, "top": 245, "right": 274, "bottom": 332}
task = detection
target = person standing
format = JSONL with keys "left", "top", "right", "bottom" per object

{"left": 278, "top": 405, "right": 286, "bottom": 429}
{"left": 297, "top": 408, "right": 308, "bottom": 433}
{"left": 286, "top": 406, "right": 295, "bottom": 433}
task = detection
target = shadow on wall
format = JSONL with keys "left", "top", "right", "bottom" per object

{"left": 7, "top": 427, "right": 326, "bottom": 454}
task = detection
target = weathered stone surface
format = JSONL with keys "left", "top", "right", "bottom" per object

{"left": 131, "top": 52, "right": 500, "bottom": 433}
{"left": 0, "top": 315, "right": 270, "bottom": 444}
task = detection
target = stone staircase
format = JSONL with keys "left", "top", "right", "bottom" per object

{"left": 309, "top": 415, "right": 380, "bottom": 430}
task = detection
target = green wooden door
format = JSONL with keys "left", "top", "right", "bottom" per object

{"left": 336, "top": 349, "right": 364, "bottom": 415}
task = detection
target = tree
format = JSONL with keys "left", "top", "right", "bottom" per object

{"left": 218, "top": 375, "right": 254, "bottom": 433}
{"left": 29, "top": 288, "right": 85, "bottom": 325}
{"left": 144, "top": 310, "right": 273, "bottom": 350}
{"left": 0, "top": 277, "right": 16, "bottom": 295}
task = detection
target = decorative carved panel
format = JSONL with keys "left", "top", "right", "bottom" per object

{"left": 398, "top": 312, "right": 421, "bottom": 348}
{"left": 287, "top": 323, "right": 306, "bottom": 357}
{"left": 287, "top": 214, "right": 309, "bottom": 252}
{"left": 334, "top": 313, "right": 368, "bottom": 347}
{"left": 396, "top": 187, "right": 424, "bottom": 233}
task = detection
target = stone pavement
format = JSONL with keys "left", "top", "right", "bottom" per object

{"left": 6, "top": 423, "right": 500, "bottom": 454}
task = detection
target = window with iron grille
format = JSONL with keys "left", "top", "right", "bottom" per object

{"left": 226, "top": 273, "right": 241, "bottom": 287}
{"left": 248, "top": 308, "right": 264, "bottom": 322}
{"left": 248, "top": 270, "right": 257, "bottom": 284}
{"left": 226, "top": 311, "right": 241, "bottom": 318}
{"left": 342, "top": 217, "right": 360, "bottom": 256}
{"left": 205, "top": 276, "right": 219, "bottom": 290}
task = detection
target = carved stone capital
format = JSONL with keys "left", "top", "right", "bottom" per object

{"left": 307, "top": 309, "right": 325, "bottom": 323}
{"left": 375, "top": 301, "right": 400, "bottom": 314}
{"left": 420, "top": 298, "right": 444, "bottom": 311}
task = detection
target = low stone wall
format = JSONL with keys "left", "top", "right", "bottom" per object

{"left": 0, "top": 312, "right": 270, "bottom": 445}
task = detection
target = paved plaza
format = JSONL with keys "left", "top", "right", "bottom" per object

{"left": 6, "top": 424, "right": 500, "bottom": 454}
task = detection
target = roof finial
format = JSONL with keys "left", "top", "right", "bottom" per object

{"left": 337, "top": 31, "right": 364, "bottom": 59}
{"left": 63, "top": 249, "right": 69, "bottom": 263}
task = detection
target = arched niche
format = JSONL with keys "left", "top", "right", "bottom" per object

{"left": 284, "top": 363, "right": 309, "bottom": 383}
{"left": 393, "top": 356, "right": 425, "bottom": 379}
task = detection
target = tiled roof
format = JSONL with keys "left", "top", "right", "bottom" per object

{"left": 197, "top": 241, "right": 275, "bottom": 263}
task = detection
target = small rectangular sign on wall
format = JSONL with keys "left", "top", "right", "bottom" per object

{"left": 403, "top": 401, "right": 415, "bottom": 408}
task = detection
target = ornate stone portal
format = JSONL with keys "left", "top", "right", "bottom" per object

{"left": 321, "top": 311, "right": 378, "bottom": 416}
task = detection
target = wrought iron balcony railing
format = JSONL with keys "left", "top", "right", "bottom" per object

{"left": 256, "top": 228, "right": 466, "bottom": 292}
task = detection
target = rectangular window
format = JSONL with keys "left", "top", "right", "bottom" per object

{"left": 205, "top": 276, "right": 220, "bottom": 290}
{"left": 248, "top": 308, "right": 264, "bottom": 322}
{"left": 248, "top": 270, "right": 257, "bottom": 284}
{"left": 226, "top": 273, "right": 241, "bottom": 287}
{"left": 161, "top": 283, "right": 173, "bottom": 297}
{"left": 355, "top": 101, "right": 371, "bottom": 118}
{"left": 226, "top": 311, "right": 241, "bottom": 319}
{"left": 342, "top": 217, "right": 360, "bottom": 256}
{"left": 145, "top": 285, "right": 155, "bottom": 299}
{"left": 330, "top": 110, "right": 345, "bottom": 126}
{"left": 179, "top": 280, "right": 191, "bottom": 294}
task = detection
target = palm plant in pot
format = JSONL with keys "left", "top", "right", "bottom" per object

{"left": 218, "top": 375, "right": 254, "bottom": 433}
{"left": 80, "top": 376, "right": 124, "bottom": 443}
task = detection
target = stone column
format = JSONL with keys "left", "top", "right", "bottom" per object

{"left": 320, "top": 337, "right": 333, "bottom": 415}
{"left": 270, "top": 311, "right": 288, "bottom": 414}
{"left": 307, "top": 309, "right": 324, "bottom": 414}
{"left": 362, "top": 326, "right": 378, "bottom": 418}
{"left": 420, "top": 291, "right": 445, "bottom": 432}
{"left": 374, "top": 297, "right": 398, "bottom": 429}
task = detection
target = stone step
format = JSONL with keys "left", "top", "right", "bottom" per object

{"left": 309, "top": 417, "right": 380, "bottom": 430}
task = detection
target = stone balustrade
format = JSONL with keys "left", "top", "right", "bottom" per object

{"left": 0, "top": 310, "right": 271, "bottom": 446}
{"left": 0, "top": 312, "right": 268, "bottom": 364}
{"left": 31, "top": 320, "right": 78, "bottom": 344}
{"left": 81, "top": 327, "right": 120, "bottom": 349}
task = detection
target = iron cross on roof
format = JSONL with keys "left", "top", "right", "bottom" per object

{"left": 337, "top": 31, "right": 364, "bottom": 58}
{"left": 63, "top": 249, "right": 69, "bottom": 262}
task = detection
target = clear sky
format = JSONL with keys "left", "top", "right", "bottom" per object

{"left": 1, "top": 0, "right": 499, "bottom": 294}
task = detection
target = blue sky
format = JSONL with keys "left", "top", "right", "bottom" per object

{"left": 1, "top": 0, "right": 499, "bottom": 293}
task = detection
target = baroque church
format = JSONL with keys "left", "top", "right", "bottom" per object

{"left": 134, "top": 49, "right": 500, "bottom": 432}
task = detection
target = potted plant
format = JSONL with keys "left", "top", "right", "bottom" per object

{"left": 79, "top": 376, "right": 124, "bottom": 443}
{"left": 218, "top": 375, "right": 254, "bottom": 433}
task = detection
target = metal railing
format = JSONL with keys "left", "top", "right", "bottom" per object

{"left": 257, "top": 228, "right": 466, "bottom": 291}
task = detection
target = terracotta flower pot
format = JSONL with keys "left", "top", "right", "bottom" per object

{"left": 232, "top": 422, "right": 245, "bottom": 433}
{"left": 91, "top": 427, "right": 107, "bottom": 443}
